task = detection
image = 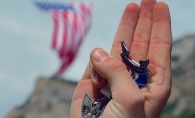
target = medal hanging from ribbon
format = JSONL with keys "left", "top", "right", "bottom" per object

{"left": 120, "top": 41, "right": 150, "bottom": 87}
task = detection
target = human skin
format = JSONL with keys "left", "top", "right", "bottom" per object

{"left": 70, "top": 0, "right": 172, "bottom": 117}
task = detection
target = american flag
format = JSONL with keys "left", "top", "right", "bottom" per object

{"left": 35, "top": 1, "right": 93, "bottom": 78}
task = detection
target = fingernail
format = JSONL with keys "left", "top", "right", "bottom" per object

{"left": 93, "top": 49, "right": 110, "bottom": 62}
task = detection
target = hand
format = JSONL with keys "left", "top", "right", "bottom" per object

{"left": 70, "top": 0, "right": 172, "bottom": 117}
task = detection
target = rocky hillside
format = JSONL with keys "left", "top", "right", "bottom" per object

{"left": 6, "top": 34, "right": 195, "bottom": 118}
{"left": 6, "top": 78, "right": 77, "bottom": 118}
{"left": 161, "top": 34, "right": 195, "bottom": 118}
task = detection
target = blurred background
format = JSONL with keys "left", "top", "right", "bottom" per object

{"left": 0, "top": 0, "right": 195, "bottom": 118}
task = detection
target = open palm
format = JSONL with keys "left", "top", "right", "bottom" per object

{"left": 70, "top": 0, "right": 172, "bottom": 117}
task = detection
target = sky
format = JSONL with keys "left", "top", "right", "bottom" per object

{"left": 0, "top": 0, "right": 195, "bottom": 117}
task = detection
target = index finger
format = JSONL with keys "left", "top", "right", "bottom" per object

{"left": 111, "top": 3, "right": 139, "bottom": 60}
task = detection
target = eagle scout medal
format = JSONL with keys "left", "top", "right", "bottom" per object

{"left": 82, "top": 94, "right": 109, "bottom": 118}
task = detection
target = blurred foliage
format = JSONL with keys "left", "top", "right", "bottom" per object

{"left": 160, "top": 100, "right": 178, "bottom": 118}
{"left": 16, "top": 115, "right": 24, "bottom": 118}
{"left": 172, "top": 65, "right": 182, "bottom": 76}
{"left": 178, "top": 109, "right": 195, "bottom": 118}
{"left": 171, "top": 55, "right": 180, "bottom": 62}
{"left": 160, "top": 100, "right": 195, "bottom": 118}
{"left": 171, "top": 55, "right": 182, "bottom": 76}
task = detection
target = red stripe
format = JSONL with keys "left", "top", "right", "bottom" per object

{"left": 71, "top": 15, "right": 76, "bottom": 48}
{"left": 57, "top": 49, "right": 76, "bottom": 77}
{"left": 51, "top": 12, "right": 58, "bottom": 49}
{"left": 129, "top": 56, "right": 132, "bottom": 60}
{"left": 73, "top": 12, "right": 78, "bottom": 31}
{"left": 59, "top": 11, "right": 69, "bottom": 59}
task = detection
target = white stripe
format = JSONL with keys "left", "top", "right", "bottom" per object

{"left": 132, "top": 60, "right": 140, "bottom": 66}
{"left": 66, "top": 12, "right": 74, "bottom": 53}
{"left": 58, "top": 11, "right": 73, "bottom": 57}
{"left": 57, "top": 12, "right": 64, "bottom": 52}
{"left": 74, "top": 13, "right": 82, "bottom": 52}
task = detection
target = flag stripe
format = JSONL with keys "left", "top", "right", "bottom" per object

{"left": 51, "top": 12, "right": 58, "bottom": 49}
{"left": 35, "top": 1, "right": 92, "bottom": 78}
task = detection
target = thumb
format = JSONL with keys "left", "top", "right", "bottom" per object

{"left": 90, "top": 48, "right": 145, "bottom": 116}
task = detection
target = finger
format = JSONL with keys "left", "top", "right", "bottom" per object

{"left": 130, "top": 0, "right": 156, "bottom": 61}
{"left": 142, "top": 3, "right": 172, "bottom": 115}
{"left": 71, "top": 62, "right": 91, "bottom": 100}
{"left": 79, "top": 62, "right": 100, "bottom": 95}
{"left": 80, "top": 57, "right": 106, "bottom": 88}
{"left": 90, "top": 62, "right": 107, "bottom": 88}
{"left": 147, "top": 2, "right": 172, "bottom": 84}
{"left": 70, "top": 62, "right": 102, "bottom": 118}
{"left": 73, "top": 62, "right": 103, "bottom": 99}
{"left": 111, "top": 3, "right": 139, "bottom": 60}
{"left": 80, "top": 61, "right": 106, "bottom": 86}
{"left": 90, "top": 48, "right": 145, "bottom": 114}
